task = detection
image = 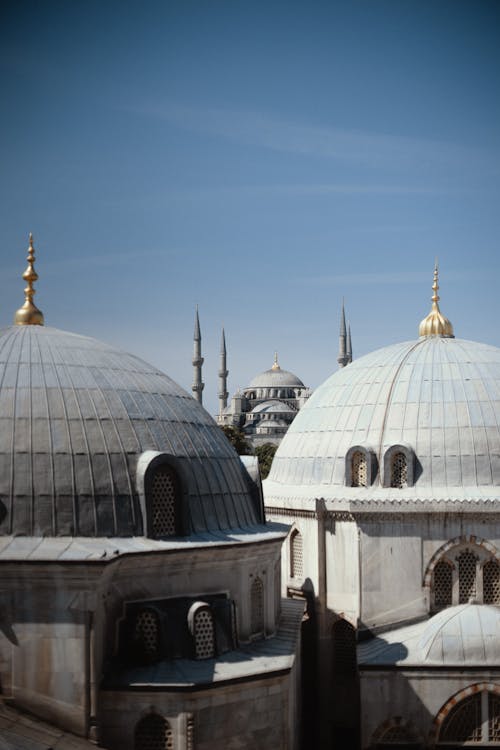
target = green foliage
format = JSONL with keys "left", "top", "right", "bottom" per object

{"left": 219, "top": 425, "right": 253, "bottom": 455}
{"left": 254, "top": 442, "right": 278, "bottom": 479}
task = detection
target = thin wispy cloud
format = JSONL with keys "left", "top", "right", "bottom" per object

{"left": 129, "top": 101, "right": 494, "bottom": 176}
{"left": 294, "top": 270, "right": 491, "bottom": 287}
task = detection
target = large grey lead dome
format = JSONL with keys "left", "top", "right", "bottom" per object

{"left": 267, "top": 336, "right": 500, "bottom": 499}
{"left": 0, "top": 325, "right": 259, "bottom": 537}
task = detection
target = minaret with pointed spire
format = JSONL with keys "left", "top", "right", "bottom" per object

{"left": 192, "top": 306, "right": 204, "bottom": 404}
{"left": 14, "top": 233, "right": 44, "bottom": 326}
{"left": 337, "top": 300, "right": 349, "bottom": 368}
{"left": 346, "top": 321, "right": 352, "bottom": 364}
{"left": 218, "top": 327, "right": 229, "bottom": 417}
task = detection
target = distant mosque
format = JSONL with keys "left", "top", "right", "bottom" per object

{"left": 190, "top": 304, "right": 353, "bottom": 448}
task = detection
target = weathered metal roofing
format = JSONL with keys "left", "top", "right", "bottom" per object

{"left": 0, "top": 325, "right": 260, "bottom": 537}
{"left": 267, "top": 336, "right": 500, "bottom": 499}
{"left": 358, "top": 604, "right": 500, "bottom": 667}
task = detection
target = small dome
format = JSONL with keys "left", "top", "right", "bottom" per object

{"left": 358, "top": 604, "right": 500, "bottom": 667}
{"left": 0, "top": 325, "right": 260, "bottom": 537}
{"left": 419, "top": 604, "right": 500, "bottom": 664}
{"left": 248, "top": 368, "right": 304, "bottom": 389}
{"left": 267, "top": 336, "right": 500, "bottom": 499}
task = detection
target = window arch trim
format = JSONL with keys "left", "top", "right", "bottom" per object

{"left": 345, "top": 445, "right": 377, "bottom": 487}
{"left": 382, "top": 444, "right": 415, "bottom": 488}
{"left": 136, "top": 451, "right": 189, "bottom": 538}
{"left": 430, "top": 682, "right": 500, "bottom": 746}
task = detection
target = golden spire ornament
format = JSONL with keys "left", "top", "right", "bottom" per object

{"left": 418, "top": 261, "right": 453, "bottom": 338}
{"left": 14, "top": 233, "right": 45, "bottom": 326}
{"left": 272, "top": 351, "right": 280, "bottom": 371}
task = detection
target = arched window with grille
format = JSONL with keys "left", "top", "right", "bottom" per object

{"left": 436, "top": 689, "right": 500, "bottom": 746}
{"left": 458, "top": 549, "right": 479, "bottom": 603}
{"left": 428, "top": 540, "right": 500, "bottom": 612}
{"left": 188, "top": 602, "right": 216, "bottom": 659}
{"left": 433, "top": 560, "right": 453, "bottom": 609}
{"left": 135, "top": 713, "right": 174, "bottom": 750}
{"left": 143, "top": 458, "right": 183, "bottom": 539}
{"left": 374, "top": 723, "right": 422, "bottom": 748}
{"left": 390, "top": 452, "right": 407, "bottom": 488}
{"left": 351, "top": 450, "right": 367, "bottom": 487}
{"left": 290, "top": 528, "right": 303, "bottom": 580}
{"left": 133, "top": 607, "right": 161, "bottom": 663}
{"left": 484, "top": 559, "right": 500, "bottom": 605}
{"left": 383, "top": 445, "right": 414, "bottom": 488}
{"left": 250, "top": 576, "right": 264, "bottom": 637}
{"left": 332, "top": 618, "right": 357, "bottom": 676}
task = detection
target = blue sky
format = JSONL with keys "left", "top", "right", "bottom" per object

{"left": 1, "top": 0, "right": 499, "bottom": 413}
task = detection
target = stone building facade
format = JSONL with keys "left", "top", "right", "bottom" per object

{"left": 264, "top": 268, "right": 500, "bottom": 748}
{"left": 0, "top": 237, "right": 303, "bottom": 749}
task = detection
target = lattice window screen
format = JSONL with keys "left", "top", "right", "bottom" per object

{"left": 489, "top": 693, "right": 500, "bottom": 741}
{"left": 134, "top": 609, "right": 159, "bottom": 658}
{"left": 484, "top": 560, "right": 500, "bottom": 605}
{"left": 135, "top": 714, "right": 174, "bottom": 750}
{"left": 332, "top": 618, "right": 357, "bottom": 675}
{"left": 194, "top": 608, "right": 215, "bottom": 659}
{"left": 151, "top": 467, "right": 176, "bottom": 538}
{"left": 458, "top": 550, "right": 478, "bottom": 603}
{"left": 439, "top": 693, "right": 481, "bottom": 743}
{"left": 434, "top": 561, "right": 453, "bottom": 608}
{"left": 250, "top": 577, "right": 264, "bottom": 636}
{"left": 352, "top": 451, "right": 367, "bottom": 487}
{"left": 378, "top": 725, "right": 416, "bottom": 743}
{"left": 390, "top": 452, "right": 407, "bottom": 488}
{"left": 291, "top": 530, "right": 303, "bottom": 579}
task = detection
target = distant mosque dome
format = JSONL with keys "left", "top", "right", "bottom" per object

{"left": 267, "top": 267, "right": 500, "bottom": 501}
{"left": 248, "top": 357, "right": 305, "bottom": 390}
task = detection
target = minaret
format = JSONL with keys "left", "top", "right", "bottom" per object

{"left": 192, "top": 306, "right": 204, "bottom": 404}
{"left": 337, "top": 300, "right": 349, "bottom": 368}
{"left": 346, "top": 322, "right": 353, "bottom": 364}
{"left": 218, "top": 327, "right": 229, "bottom": 417}
{"left": 14, "top": 233, "right": 44, "bottom": 326}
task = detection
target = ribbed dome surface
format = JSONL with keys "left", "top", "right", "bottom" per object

{"left": 268, "top": 336, "right": 500, "bottom": 494}
{"left": 357, "top": 604, "right": 500, "bottom": 666}
{"left": 0, "top": 326, "right": 259, "bottom": 537}
{"left": 248, "top": 368, "right": 304, "bottom": 389}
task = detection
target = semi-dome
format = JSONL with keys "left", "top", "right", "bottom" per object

{"left": 267, "top": 335, "right": 500, "bottom": 500}
{"left": 358, "top": 604, "right": 500, "bottom": 667}
{"left": 0, "top": 325, "right": 260, "bottom": 537}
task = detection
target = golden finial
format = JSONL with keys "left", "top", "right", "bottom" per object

{"left": 418, "top": 260, "right": 453, "bottom": 338}
{"left": 271, "top": 351, "right": 280, "bottom": 371}
{"left": 14, "top": 233, "right": 45, "bottom": 326}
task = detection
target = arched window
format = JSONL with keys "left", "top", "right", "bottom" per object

{"left": 290, "top": 529, "right": 303, "bottom": 580}
{"left": 390, "top": 452, "right": 407, "bottom": 488}
{"left": 332, "top": 618, "right": 357, "bottom": 675}
{"left": 134, "top": 608, "right": 160, "bottom": 662}
{"left": 429, "top": 540, "right": 500, "bottom": 612}
{"left": 351, "top": 450, "right": 368, "bottom": 487}
{"left": 484, "top": 560, "right": 500, "bottom": 605}
{"left": 188, "top": 603, "right": 216, "bottom": 659}
{"left": 375, "top": 724, "right": 422, "bottom": 748}
{"left": 433, "top": 561, "right": 453, "bottom": 608}
{"left": 458, "top": 549, "right": 478, "bottom": 603}
{"left": 435, "top": 690, "right": 500, "bottom": 745}
{"left": 150, "top": 465, "right": 179, "bottom": 539}
{"left": 135, "top": 714, "right": 174, "bottom": 750}
{"left": 250, "top": 577, "right": 264, "bottom": 637}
